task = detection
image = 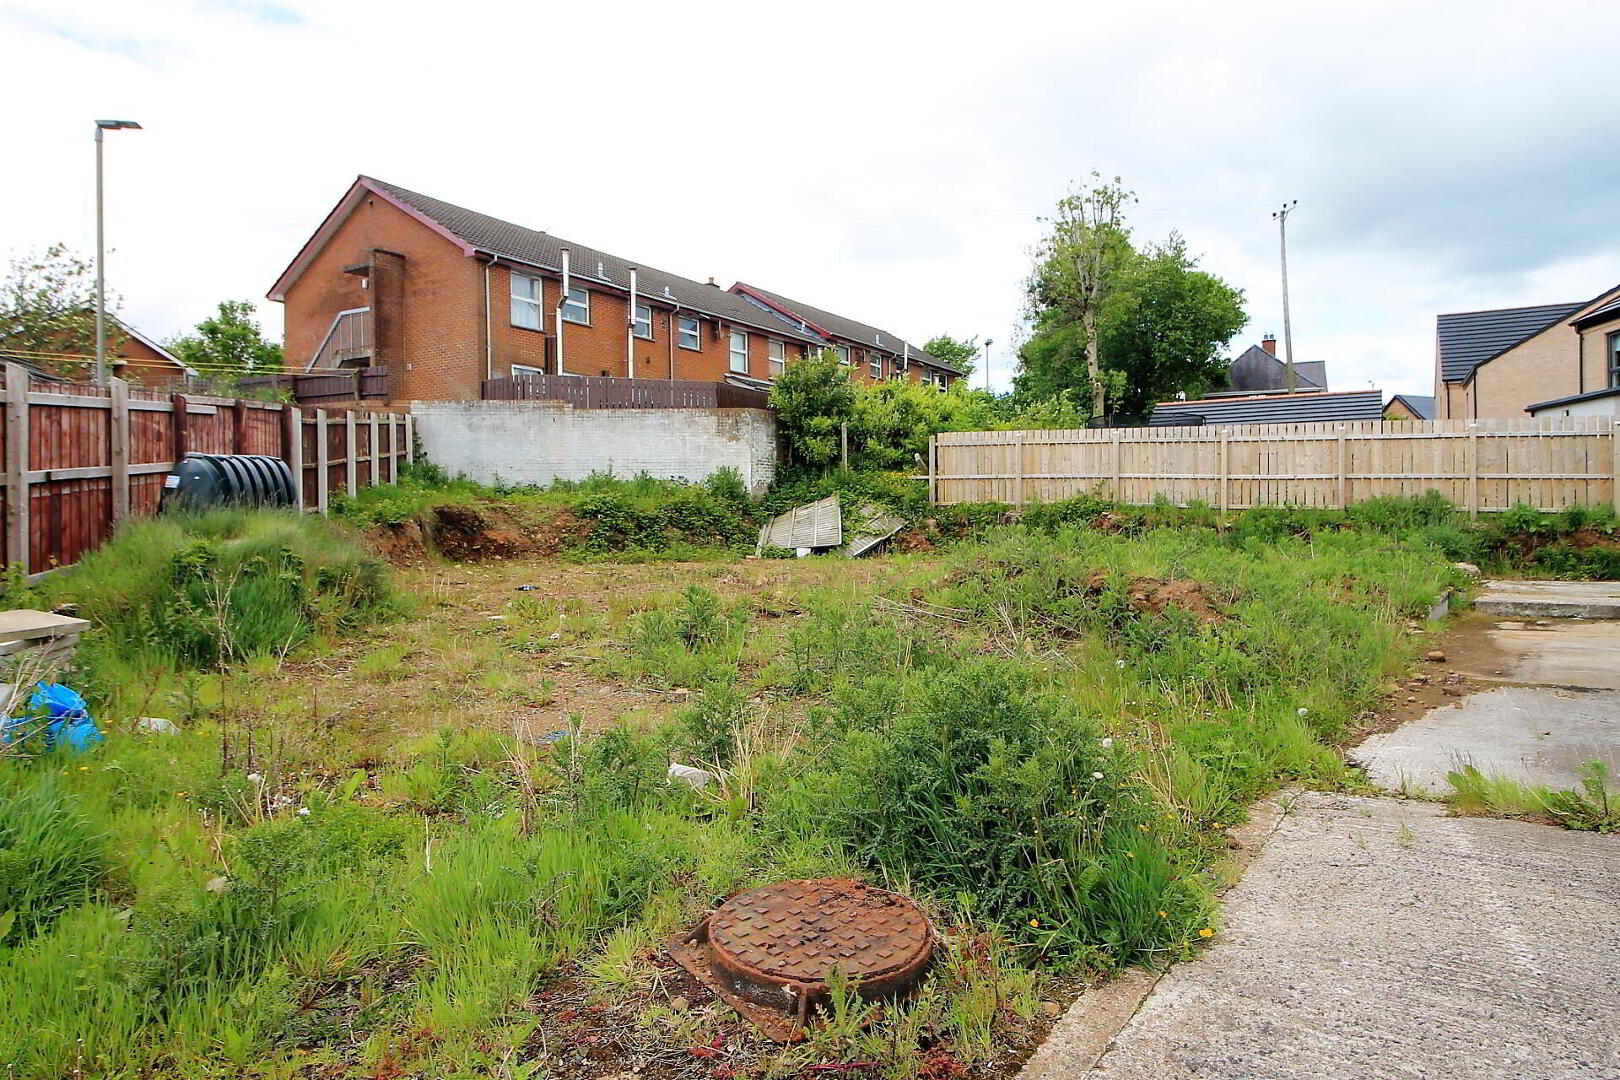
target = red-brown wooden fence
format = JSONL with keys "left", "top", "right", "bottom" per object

{"left": 2, "top": 364, "right": 411, "bottom": 577}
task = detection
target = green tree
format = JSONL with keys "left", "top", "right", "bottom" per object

{"left": 921, "top": 334, "right": 979, "bottom": 375}
{"left": 0, "top": 244, "right": 119, "bottom": 374}
{"left": 1018, "top": 178, "right": 1246, "bottom": 423}
{"left": 850, "top": 381, "right": 998, "bottom": 470}
{"left": 1098, "top": 234, "right": 1247, "bottom": 419}
{"left": 168, "top": 300, "right": 283, "bottom": 376}
{"left": 769, "top": 349, "right": 857, "bottom": 468}
{"left": 1026, "top": 174, "right": 1135, "bottom": 418}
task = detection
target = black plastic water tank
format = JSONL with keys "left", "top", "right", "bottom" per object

{"left": 160, "top": 454, "right": 296, "bottom": 512}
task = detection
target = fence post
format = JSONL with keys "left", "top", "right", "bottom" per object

{"left": 1467, "top": 423, "right": 1479, "bottom": 517}
{"left": 110, "top": 377, "right": 130, "bottom": 523}
{"left": 1336, "top": 425, "right": 1348, "bottom": 510}
{"left": 388, "top": 414, "right": 399, "bottom": 483}
{"left": 345, "top": 411, "right": 358, "bottom": 497}
{"left": 1014, "top": 430, "right": 1026, "bottom": 507}
{"left": 4, "top": 363, "right": 29, "bottom": 571}
{"left": 927, "top": 435, "right": 937, "bottom": 505}
{"left": 369, "top": 412, "right": 381, "bottom": 487}
{"left": 1612, "top": 420, "right": 1620, "bottom": 514}
{"left": 232, "top": 399, "right": 249, "bottom": 454}
{"left": 1110, "top": 429, "right": 1122, "bottom": 500}
{"left": 1218, "top": 429, "right": 1230, "bottom": 514}
{"left": 285, "top": 405, "right": 304, "bottom": 510}
{"left": 315, "top": 409, "right": 330, "bottom": 513}
{"left": 405, "top": 411, "right": 415, "bottom": 465}
{"left": 170, "top": 392, "right": 190, "bottom": 463}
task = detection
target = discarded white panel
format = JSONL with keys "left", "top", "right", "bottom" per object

{"left": 843, "top": 506, "right": 907, "bottom": 558}
{"left": 668, "top": 762, "right": 716, "bottom": 789}
{"left": 756, "top": 495, "right": 842, "bottom": 554}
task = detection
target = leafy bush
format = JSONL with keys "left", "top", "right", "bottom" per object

{"left": 0, "top": 771, "right": 106, "bottom": 945}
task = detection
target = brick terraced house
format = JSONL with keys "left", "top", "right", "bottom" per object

{"left": 1433, "top": 282, "right": 1620, "bottom": 419}
{"left": 268, "top": 177, "right": 961, "bottom": 403}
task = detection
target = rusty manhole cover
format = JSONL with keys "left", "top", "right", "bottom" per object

{"left": 667, "top": 878, "right": 933, "bottom": 1041}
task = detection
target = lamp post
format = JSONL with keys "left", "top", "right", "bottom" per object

{"left": 94, "top": 119, "right": 142, "bottom": 386}
{"left": 983, "top": 338, "right": 993, "bottom": 392}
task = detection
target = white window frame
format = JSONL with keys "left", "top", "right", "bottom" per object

{"left": 869, "top": 351, "right": 883, "bottom": 379}
{"left": 510, "top": 274, "right": 543, "bottom": 330}
{"left": 561, "top": 285, "right": 590, "bottom": 325}
{"left": 511, "top": 363, "right": 544, "bottom": 378}
{"left": 633, "top": 302, "right": 654, "bottom": 340}
{"left": 729, "top": 329, "right": 749, "bottom": 374}
{"left": 834, "top": 344, "right": 850, "bottom": 366}
{"left": 768, "top": 339, "right": 786, "bottom": 377}
{"left": 677, "top": 315, "right": 701, "bottom": 351}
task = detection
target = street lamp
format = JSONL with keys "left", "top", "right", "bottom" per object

{"left": 983, "top": 338, "right": 993, "bottom": 392}
{"left": 95, "top": 119, "right": 142, "bottom": 386}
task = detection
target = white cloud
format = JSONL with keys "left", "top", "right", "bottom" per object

{"left": 3, "top": 0, "right": 1616, "bottom": 398}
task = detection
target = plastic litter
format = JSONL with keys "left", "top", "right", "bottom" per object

{"left": 668, "top": 762, "right": 716, "bottom": 789}
{"left": 515, "top": 585, "right": 538, "bottom": 591}
{"left": 2, "top": 682, "right": 102, "bottom": 752}
{"left": 137, "top": 716, "right": 181, "bottom": 735}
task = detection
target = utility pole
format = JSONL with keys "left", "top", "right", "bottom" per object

{"left": 1272, "top": 200, "right": 1298, "bottom": 393}
{"left": 94, "top": 119, "right": 142, "bottom": 385}
{"left": 983, "top": 338, "right": 993, "bottom": 392}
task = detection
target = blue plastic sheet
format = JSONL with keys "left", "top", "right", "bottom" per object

{"left": 1, "top": 682, "right": 102, "bottom": 752}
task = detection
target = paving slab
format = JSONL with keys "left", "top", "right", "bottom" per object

{"left": 1456, "top": 619, "right": 1620, "bottom": 690}
{"left": 1474, "top": 579, "right": 1620, "bottom": 619}
{"left": 1082, "top": 792, "right": 1620, "bottom": 1080}
{"left": 1351, "top": 686, "right": 1620, "bottom": 793}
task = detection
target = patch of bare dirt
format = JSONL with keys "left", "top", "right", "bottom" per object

{"left": 367, "top": 502, "right": 589, "bottom": 566}
{"left": 1344, "top": 611, "right": 1516, "bottom": 741}
{"left": 1124, "top": 578, "right": 1227, "bottom": 623}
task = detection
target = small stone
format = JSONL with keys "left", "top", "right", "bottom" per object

{"left": 1406, "top": 696, "right": 1418, "bottom": 703}
{"left": 1442, "top": 687, "right": 1463, "bottom": 697}
{"left": 1040, "top": 1001, "right": 1062, "bottom": 1018}
{"left": 1453, "top": 561, "right": 1481, "bottom": 576}
{"left": 1424, "top": 650, "right": 1447, "bottom": 663}
{"left": 669, "top": 995, "right": 690, "bottom": 1013}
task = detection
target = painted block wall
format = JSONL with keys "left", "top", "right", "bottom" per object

{"left": 412, "top": 401, "right": 777, "bottom": 493}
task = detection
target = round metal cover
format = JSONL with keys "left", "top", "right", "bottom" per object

{"left": 706, "top": 878, "right": 933, "bottom": 1012}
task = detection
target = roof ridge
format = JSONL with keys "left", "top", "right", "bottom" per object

{"left": 1437, "top": 300, "right": 1582, "bottom": 318}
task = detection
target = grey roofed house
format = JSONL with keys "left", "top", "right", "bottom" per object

{"left": 1387, "top": 393, "right": 1435, "bottom": 420}
{"left": 1435, "top": 301, "right": 1586, "bottom": 384}
{"left": 1208, "top": 340, "right": 1327, "bottom": 396}
{"left": 358, "top": 177, "right": 826, "bottom": 347}
{"left": 1150, "top": 388, "right": 1386, "bottom": 426}
{"left": 730, "top": 282, "right": 962, "bottom": 374}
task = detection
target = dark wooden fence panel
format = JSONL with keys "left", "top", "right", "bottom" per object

{"left": 0, "top": 365, "right": 414, "bottom": 577}
{"left": 236, "top": 367, "right": 390, "bottom": 406}
{"left": 481, "top": 373, "right": 771, "bottom": 411}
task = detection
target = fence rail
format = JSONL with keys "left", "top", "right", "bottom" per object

{"left": 929, "top": 418, "right": 1620, "bottom": 513}
{"left": 482, "top": 373, "right": 771, "bottom": 411}
{"left": 237, "top": 366, "right": 389, "bottom": 405}
{"left": 2, "top": 364, "right": 411, "bottom": 577}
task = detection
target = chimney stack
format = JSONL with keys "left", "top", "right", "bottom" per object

{"left": 1261, "top": 334, "right": 1277, "bottom": 355}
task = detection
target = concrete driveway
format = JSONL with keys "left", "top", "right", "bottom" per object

{"left": 1022, "top": 581, "right": 1620, "bottom": 1080}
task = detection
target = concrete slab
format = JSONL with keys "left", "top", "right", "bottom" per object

{"left": 1351, "top": 686, "right": 1620, "bottom": 793}
{"left": 1457, "top": 620, "right": 1620, "bottom": 690}
{"left": 1082, "top": 793, "right": 1620, "bottom": 1080}
{"left": 1474, "top": 579, "right": 1620, "bottom": 619}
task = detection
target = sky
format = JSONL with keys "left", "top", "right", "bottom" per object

{"left": 3, "top": 0, "right": 1618, "bottom": 397}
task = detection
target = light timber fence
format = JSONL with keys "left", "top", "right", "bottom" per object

{"left": 929, "top": 418, "right": 1620, "bottom": 513}
{"left": 1, "top": 364, "right": 412, "bottom": 578}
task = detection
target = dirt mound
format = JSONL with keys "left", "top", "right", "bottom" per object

{"left": 1070, "top": 569, "right": 1229, "bottom": 623}
{"left": 367, "top": 502, "right": 588, "bottom": 565}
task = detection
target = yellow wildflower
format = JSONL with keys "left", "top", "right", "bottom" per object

{"left": 1029, "top": 919, "right": 1040, "bottom": 928}
{"left": 1198, "top": 928, "right": 1214, "bottom": 938}
{"left": 1125, "top": 851, "right": 1136, "bottom": 859}
{"left": 1157, "top": 910, "right": 1168, "bottom": 918}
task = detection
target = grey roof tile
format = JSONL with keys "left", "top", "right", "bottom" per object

{"left": 1151, "top": 389, "right": 1386, "bottom": 426}
{"left": 1436, "top": 302, "right": 1584, "bottom": 383}
{"left": 731, "top": 282, "right": 960, "bottom": 373}
{"left": 365, "top": 177, "right": 825, "bottom": 345}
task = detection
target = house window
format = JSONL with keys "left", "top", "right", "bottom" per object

{"left": 512, "top": 363, "right": 543, "bottom": 378}
{"left": 729, "top": 330, "right": 749, "bottom": 374}
{"left": 511, "top": 274, "right": 543, "bottom": 330}
{"left": 633, "top": 302, "right": 653, "bottom": 340}
{"left": 869, "top": 351, "right": 883, "bottom": 379}
{"left": 678, "top": 315, "right": 700, "bottom": 350}
{"left": 561, "top": 285, "right": 590, "bottom": 325}
{"left": 768, "top": 340, "right": 786, "bottom": 377}
{"left": 1609, "top": 331, "right": 1620, "bottom": 388}
{"left": 834, "top": 345, "right": 850, "bottom": 366}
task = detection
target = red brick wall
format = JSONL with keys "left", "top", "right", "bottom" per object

{"left": 281, "top": 194, "right": 482, "bottom": 403}
{"left": 111, "top": 337, "right": 189, "bottom": 388}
